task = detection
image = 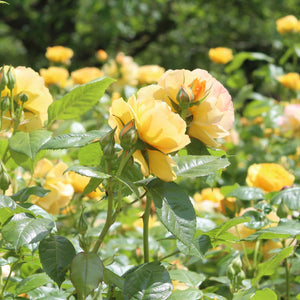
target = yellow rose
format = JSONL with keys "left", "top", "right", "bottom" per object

{"left": 67, "top": 171, "right": 105, "bottom": 199}
{"left": 71, "top": 67, "right": 104, "bottom": 85}
{"left": 276, "top": 15, "right": 298, "bottom": 34}
{"left": 277, "top": 73, "right": 300, "bottom": 91}
{"left": 45, "top": 46, "right": 74, "bottom": 64}
{"left": 1, "top": 66, "right": 53, "bottom": 132}
{"left": 246, "top": 163, "right": 295, "bottom": 192}
{"left": 32, "top": 159, "right": 74, "bottom": 214}
{"left": 137, "top": 65, "right": 165, "bottom": 84}
{"left": 40, "top": 66, "right": 69, "bottom": 88}
{"left": 138, "top": 69, "right": 234, "bottom": 147}
{"left": 208, "top": 47, "right": 233, "bottom": 64}
{"left": 108, "top": 96, "right": 190, "bottom": 181}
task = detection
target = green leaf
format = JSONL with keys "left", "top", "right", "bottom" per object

{"left": 123, "top": 262, "right": 172, "bottom": 300}
{"left": 1, "top": 213, "right": 54, "bottom": 248}
{"left": 78, "top": 143, "right": 102, "bottom": 166}
{"left": 70, "top": 252, "right": 104, "bottom": 299}
{"left": 251, "top": 288, "right": 277, "bottom": 300}
{"left": 39, "top": 235, "right": 76, "bottom": 287}
{"left": 169, "top": 269, "right": 205, "bottom": 287}
{"left": 186, "top": 138, "right": 210, "bottom": 155}
{"left": 0, "top": 195, "right": 17, "bottom": 224}
{"left": 168, "top": 288, "right": 203, "bottom": 300}
{"left": 15, "top": 273, "right": 51, "bottom": 295}
{"left": 8, "top": 130, "right": 52, "bottom": 160}
{"left": 83, "top": 177, "right": 104, "bottom": 196}
{"left": 48, "top": 76, "right": 114, "bottom": 123}
{"left": 103, "top": 268, "right": 124, "bottom": 289}
{"left": 147, "top": 179, "right": 196, "bottom": 246}
{"left": 173, "top": 155, "right": 230, "bottom": 177}
{"left": 39, "top": 130, "right": 105, "bottom": 150}
{"left": 177, "top": 235, "right": 212, "bottom": 257}
{"left": 252, "top": 247, "right": 293, "bottom": 284}
{"left": 227, "top": 186, "right": 265, "bottom": 201}
{"left": 11, "top": 186, "right": 50, "bottom": 203}
{"left": 66, "top": 165, "right": 110, "bottom": 179}
{"left": 271, "top": 187, "right": 300, "bottom": 210}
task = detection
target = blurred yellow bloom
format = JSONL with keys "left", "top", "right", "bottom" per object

{"left": 45, "top": 46, "right": 74, "bottom": 64}
{"left": 67, "top": 171, "right": 105, "bottom": 199}
{"left": 137, "top": 65, "right": 165, "bottom": 84}
{"left": 32, "top": 159, "right": 74, "bottom": 214}
{"left": 1, "top": 66, "right": 53, "bottom": 132}
{"left": 208, "top": 47, "right": 233, "bottom": 64}
{"left": 262, "top": 239, "right": 282, "bottom": 260}
{"left": 193, "top": 188, "right": 224, "bottom": 213}
{"left": 276, "top": 15, "right": 298, "bottom": 34}
{"left": 172, "top": 280, "right": 189, "bottom": 291}
{"left": 246, "top": 163, "right": 295, "bottom": 192}
{"left": 71, "top": 67, "right": 104, "bottom": 85}
{"left": 133, "top": 214, "right": 160, "bottom": 229}
{"left": 96, "top": 49, "right": 108, "bottom": 62}
{"left": 108, "top": 96, "right": 190, "bottom": 181}
{"left": 277, "top": 73, "right": 300, "bottom": 91}
{"left": 278, "top": 104, "right": 300, "bottom": 137}
{"left": 40, "top": 66, "right": 69, "bottom": 88}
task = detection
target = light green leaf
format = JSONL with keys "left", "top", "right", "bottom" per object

{"left": 66, "top": 165, "right": 110, "bottom": 179}
{"left": 169, "top": 269, "right": 205, "bottom": 287}
{"left": 123, "top": 262, "right": 172, "bottom": 300}
{"left": 251, "top": 288, "right": 277, "bottom": 300}
{"left": 39, "top": 235, "right": 76, "bottom": 287}
{"left": 15, "top": 273, "right": 51, "bottom": 295}
{"left": 227, "top": 186, "right": 265, "bottom": 201}
{"left": 177, "top": 234, "right": 212, "bottom": 257}
{"left": 78, "top": 142, "right": 102, "bottom": 166}
{"left": 8, "top": 130, "right": 52, "bottom": 160}
{"left": 70, "top": 252, "right": 104, "bottom": 299}
{"left": 48, "top": 76, "right": 114, "bottom": 123}
{"left": 168, "top": 288, "right": 203, "bottom": 300}
{"left": 147, "top": 179, "right": 196, "bottom": 246}
{"left": 271, "top": 187, "right": 300, "bottom": 210}
{"left": 11, "top": 186, "right": 50, "bottom": 203}
{"left": 173, "top": 155, "right": 230, "bottom": 177}
{"left": 103, "top": 268, "right": 124, "bottom": 290}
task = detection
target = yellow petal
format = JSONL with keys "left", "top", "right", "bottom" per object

{"left": 34, "top": 158, "right": 53, "bottom": 178}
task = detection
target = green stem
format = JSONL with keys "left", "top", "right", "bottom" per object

{"left": 0, "top": 261, "right": 15, "bottom": 299}
{"left": 159, "top": 250, "right": 180, "bottom": 262}
{"left": 285, "top": 258, "right": 290, "bottom": 300}
{"left": 235, "top": 225, "right": 252, "bottom": 272}
{"left": 116, "top": 147, "right": 136, "bottom": 177}
{"left": 252, "top": 240, "right": 261, "bottom": 273}
{"left": 9, "top": 89, "right": 14, "bottom": 119}
{"left": 143, "top": 194, "right": 152, "bottom": 263}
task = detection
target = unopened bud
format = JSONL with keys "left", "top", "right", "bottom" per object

{"left": 119, "top": 120, "right": 138, "bottom": 150}
{"left": 277, "top": 201, "right": 289, "bottom": 218}
{"left": 0, "top": 171, "right": 10, "bottom": 191}
{"left": 100, "top": 128, "right": 116, "bottom": 148}
{"left": 227, "top": 265, "right": 236, "bottom": 281}
{"left": 78, "top": 209, "right": 88, "bottom": 235}
{"left": 6, "top": 67, "right": 16, "bottom": 90}
{"left": 232, "top": 256, "right": 243, "bottom": 273}
{"left": 176, "top": 85, "right": 193, "bottom": 104}
{"left": 237, "top": 270, "right": 245, "bottom": 284}
{"left": 19, "top": 93, "right": 29, "bottom": 103}
{"left": 0, "top": 67, "right": 8, "bottom": 92}
{"left": 102, "top": 143, "right": 115, "bottom": 159}
{"left": 1, "top": 95, "right": 10, "bottom": 112}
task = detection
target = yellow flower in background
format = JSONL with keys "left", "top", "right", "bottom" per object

{"left": 32, "top": 159, "right": 74, "bottom": 214}
{"left": 1, "top": 66, "right": 53, "bottom": 132}
{"left": 67, "top": 171, "right": 105, "bottom": 199}
{"left": 276, "top": 15, "right": 298, "bottom": 34}
{"left": 294, "top": 20, "right": 300, "bottom": 33}
{"left": 45, "top": 46, "right": 74, "bottom": 64}
{"left": 137, "top": 65, "right": 165, "bottom": 84}
{"left": 133, "top": 214, "right": 160, "bottom": 229}
{"left": 246, "top": 163, "right": 295, "bottom": 192}
{"left": 277, "top": 73, "right": 300, "bottom": 90}
{"left": 71, "top": 67, "right": 104, "bottom": 85}
{"left": 193, "top": 188, "right": 224, "bottom": 213}
{"left": 138, "top": 69, "right": 234, "bottom": 147}
{"left": 108, "top": 96, "right": 190, "bottom": 181}
{"left": 96, "top": 49, "right": 108, "bottom": 62}
{"left": 40, "top": 66, "right": 69, "bottom": 88}
{"left": 278, "top": 104, "right": 300, "bottom": 137}
{"left": 208, "top": 47, "right": 233, "bottom": 64}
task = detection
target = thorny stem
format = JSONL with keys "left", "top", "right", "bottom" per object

{"left": 143, "top": 193, "right": 152, "bottom": 263}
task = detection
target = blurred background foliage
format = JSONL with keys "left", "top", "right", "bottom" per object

{"left": 1, "top": 0, "right": 300, "bottom": 71}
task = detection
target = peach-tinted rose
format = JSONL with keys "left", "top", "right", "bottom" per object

{"left": 71, "top": 67, "right": 104, "bottom": 85}
{"left": 45, "top": 46, "right": 74, "bottom": 64}
{"left": 277, "top": 73, "right": 300, "bottom": 90}
{"left": 276, "top": 15, "right": 298, "bottom": 34}
{"left": 40, "top": 66, "right": 69, "bottom": 88}
{"left": 278, "top": 104, "right": 300, "bottom": 136}
{"left": 96, "top": 49, "right": 108, "bottom": 62}
{"left": 208, "top": 47, "right": 233, "bottom": 64}
{"left": 246, "top": 163, "right": 295, "bottom": 192}
{"left": 137, "top": 65, "right": 165, "bottom": 84}
{"left": 108, "top": 96, "right": 190, "bottom": 181}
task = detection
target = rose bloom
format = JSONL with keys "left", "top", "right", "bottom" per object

{"left": 276, "top": 15, "right": 298, "bottom": 34}
{"left": 277, "top": 73, "right": 300, "bottom": 91}
{"left": 246, "top": 163, "right": 295, "bottom": 192}
{"left": 193, "top": 187, "right": 223, "bottom": 213}
{"left": 31, "top": 158, "right": 74, "bottom": 214}
{"left": 208, "top": 47, "right": 233, "bottom": 64}
{"left": 278, "top": 104, "right": 300, "bottom": 137}
{"left": 71, "top": 67, "right": 104, "bottom": 85}
{"left": 67, "top": 171, "right": 105, "bottom": 199}
{"left": 45, "top": 46, "right": 74, "bottom": 64}
{"left": 109, "top": 95, "right": 190, "bottom": 181}
{"left": 138, "top": 69, "right": 234, "bottom": 147}
{"left": 96, "top": 49, "right": 108, "bottom": 62}
{"left": 137, "top": 65, "right": 165, "bottom": 84}
{"left": 40, "top": 66, "right": 69, "bottom": 88}
{"left": 1, "top": 66, "right": 53, "bottom": 132}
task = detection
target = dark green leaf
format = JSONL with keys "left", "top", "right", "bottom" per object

{"left": 168, "top": 288, "right": 203, "bottom": 300}
{"left": 271, "top": 187, "right": 300, "bottom": 210}
{"left": 66, "top": 165, "right": 110, "bottom": 179}
{"left": 186, "top": 138, "right": 210, "bottom": 155}
{"left": 242, "top": 210, "right": 271, "bottom": 230}
{"left": 177, "top": 235, "right": 212, "bottom": 257}
{"left": 15, "top": 273, "right": 51, "bottom": 295}
{"left": 169, "top": 269, "right": 205, "bottom": 287}
{"left": 48, "top": 76, "right": 114, "bottom": 123}
{"left": 147, "top": 179, "right": 196, "bottom": 246}
{"left": 227, "top": 186, "right": 265, "bottom": 201}
{"left": 11, "top": 186, "right": 50, "bottom": 203}
{"left": 70, "top": 252, "right": 104, "bottom": 299}
{"left": 104, "top": 267, "right": 124, "bottom": 289}
{"left": 83, "top": 177, "right": 104, "bottom": 196}
{"left": 173, "top": 155, "right": 230, "bottom": 177}
{"left": 39, "top": 235, "right": 76, "bottom": 287}
{"left": 123, "top": 262, "right": 172, "bottom": 300}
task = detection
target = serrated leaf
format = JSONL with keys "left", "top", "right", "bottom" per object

{"left": 104, "top": 268, "right": 124, "bottom": 289}
{"left": 11, "top": 186, "right": 50, "bottom": 203}
{"left": 251, "top": 288, "right": 277, "bottom": 300}
{"left": 271, "top": 187, "right": 300, "bottom": 210}
{"left": 0, "top": 195, "right": 17, "bottom": 224}
{"left": 39, "top": 235, "right": 76, "bottom": 287}
{"left": 177, "top": 234, "right": 212, "bottom": 257}
{"left": 66, "top": 165, "right": 110, "bottom": 179}
{"left": 227, "top": 186, "right": 265, "bottom": 201}
{"left": 48, "top": 76, "right": 114, "bottom": 123}
{"left": 8, "top": 130, "right": 52, "bottom": 160}
{"left": 168, "top": 288, "right": 203, "bottom": 300}
{"left": 15, "top": 273, "right": 51, "bottom": 295}
{"left": 78, "top": 143, "right": 102, "bottom": 166}
{"left": 123, "top": 262, "right": 172, "bottom": 300}
{"left": 39, "top": 130, "right": 105, "bottom": 150}
{"left": 1, "top": 213, "right": 54, "bottom": 248}
{"left": 147, "top": 179, "right": 196, "bottom": 246}
{"left": 70, "top": 252, "right": 104, "bottom": 299}
{"left": 173, "top": 155, "right": 230, "bottom": 177}
{"left": 169, "top": 269, "right": 205, "bottom": 287}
